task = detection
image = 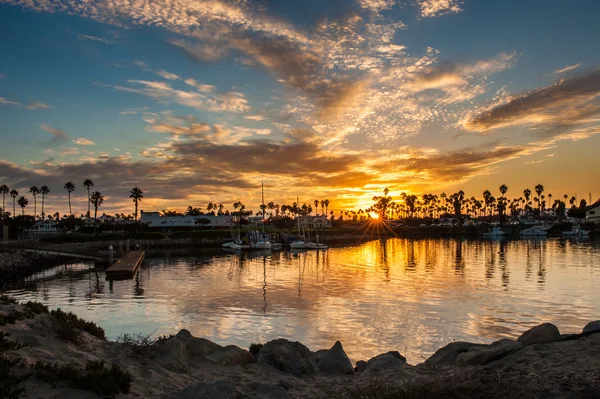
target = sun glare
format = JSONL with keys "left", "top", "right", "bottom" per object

{"left": 370, "top": 212, "right": 380, "bottom": 219}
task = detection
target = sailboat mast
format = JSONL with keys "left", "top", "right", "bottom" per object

{"left": 262, "top": 182, "right": 265, "bottom": 233}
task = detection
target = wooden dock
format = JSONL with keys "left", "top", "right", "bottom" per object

{"left": 105, "top": 250, "right": 145, "bottom": 279}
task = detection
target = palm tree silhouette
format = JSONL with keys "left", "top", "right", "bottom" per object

{"left": 40, "top": 185, "right": 50, "bottom": 219}
{"left": 0, "top": 184, "right": 8, "bottom": 217}
{"left": 83, "top": 179, "right": 95, "bottom": 217}
{"left": 534, "top": 184, "right": 544, "bottom": 213}
{"left": 17, "top": 196, "right": 28, "bottom": 216}
{"left": 324, "top": 199, "right": 330, "bottom": 217}
{"left": 90, "top": 191, "right": 104, "bottom": 235}
{"left": 10, "top": 189, "right": 18, "bottom": 217}
{"left": 129, "top": 187, "right": 144, "bottom": 222}
{"left": 64, "top": 182, "right": 75, "bottom": 215}
{"left": 313, "top": 200, "right": 319, "bottom": 215}
{"left": 29, "top": 186, "right": 40, "bottom": 219}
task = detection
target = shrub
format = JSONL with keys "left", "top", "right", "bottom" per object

{"left": 115, "top": 333, "right": 157, "bottom": 357}
{"left": 0, "top": 295, "right": 18, "bottom": 305}
{"left": 156, "top": 334, "right": 174, "bottom": 345}
{"left": 0, "top": 332, "right": 26, "bottom": 353}
{"left": 24, "top": 301, "right": 49, "bottom": 315}
{"left": 0, "top": 311, "right": 24, "bottom": 326}
{"left": 249, "top": 343, "right": 263, "bottom": 357}
{"left": 0, "top": 356, "right": 28, "bottom": 399}
{"left": 50, "top": 309, "right": 105, "bottom": 340}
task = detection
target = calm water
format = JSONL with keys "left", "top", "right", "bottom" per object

{"left": 5, "top": 238, "right": 600, "bottom": 363}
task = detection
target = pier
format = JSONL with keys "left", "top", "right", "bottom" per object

{"left": 105, "top": 250, "right": 145, "bottom": 279}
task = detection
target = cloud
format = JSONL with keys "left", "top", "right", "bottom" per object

{"left": 462, "top": 68, "right": 600, "bottom": 135}
{"left": 553, "top": 63, "right": 581, "bottom": 75}
{"left": 73, "top": 138, "right": 96, "bottom": 146}
{"left": 26, "top": 101, "right": 51, "bottom": 109}
{"left": 77, "top": 33, "right": 114, "bottom": 44}
{"left": 417, "top": 0, "right": 463, "bottom": 18}
{"left": 356, "top": 0, "right": 397, "bottom": 13}
{"left": 244, "top": 115, "right": 266, "bottom": 121}
{"left": 155, "top": 70, "right": 179, "bottom": 80}
{"left": 40, "top": 124, "right": 68, "bottom": 144}
{"left": 0, "top": 97, "right": 20, "bottom": 105}
{"left": 169, "top": 38, "right": 229, "bottom": 62}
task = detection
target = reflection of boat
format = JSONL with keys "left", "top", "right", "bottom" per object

{"left": 483, "top": 227, "right": 507, "bottom": 237}
{"left": 289, "top": 240, "right": 306, "bottom": 249}
{"left": 562, "top": 225, "right": 589, "bottom": 237}
{"left": 253, "top": 183, "right": 272, "bottom": 250}
{"left": 520, "top": 225, "right": 548, "bottom": 237}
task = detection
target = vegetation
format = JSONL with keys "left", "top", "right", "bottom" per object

{"left": 90, "top": 190, "right": 104, "bottom": 235}
{"left": 0, "top": 332, "right": 25, "bottom": 353}
{"left": 129, "top": 186, "right": 144, "bottom": 222}
{"left": 49, "top": 308, "right": 105, "bottom": 342}
{"left": 0, "top": 356, "right": 27, "bottom": 399}
{"left": 0, "top": 295, "right": 18, "bottom": 305}
{"left": 24, "top": 301, "right": 49, "bottom": 315}
{"left": 64, "top": 181, "right": 75, "bottom": 216}
{"left": 34, "top": 359, "right": 131, "bottom": 398}
{"left": 249, "top": 342, "right": 263, "bottom": 357}
{"left": 115, "top": 332, "right": 163, "bottom": 357}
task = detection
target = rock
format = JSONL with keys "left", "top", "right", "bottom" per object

{"left": 312, "top": 349, "right": 329, "bottom": 364}
{"left": 176, "top": 329, "right": 193, "bottom": 340}
{"left": 583, "top": 321, "right": 600, "bottom": 334}
{"left": 155, "top": 336, "right": 189, "bottom": 373}
{"left": 248, "top": 381, "right": 289, "bottom": 399}
{"left": 163, "top": 378, "right": 237, "bottom": 399}
{"left": 316, "top": 341, "right": 354, "bottom": 375}
{"left": 207, "top": 345, "right": 255, "bottom": 366}
{"left": 186, "top": 337, "right": 223, "bottom": 359}
{"left": 366, "top": 351, "right": 406, "bottom": 371}
{"left": 425, "top": 342, "right": 486, "bottom": 367}
{"left": 517, "top": 323, "right": 561, "bottom": 346}
{"left": 257, "top": 339, "right": 316, "bottom": 375}
{"left": 456, "top": 339, "right": 522, "bottom": 366}
{"left": 354, "top": 360, "right": 368, "bottom": 373}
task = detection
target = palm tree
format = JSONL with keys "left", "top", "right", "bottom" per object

{"left": 90, "top": 191, "right": 104, "bottom": 235}
{"left": 534, "top": 184, "right": 544, "bottom": 212}
{"left": 129, "top": 187, "right": 144, "bottom": 222}
{"left": 10, "top": 189, "right": 18, "bottom": 217}
{"left": 29, "top": 186, "right": 40, "bottom": 219}
{"left": 17, "top": 196, "right": 28, "bottom": 216}
{"left": 499, "top": 184, "right": 508, "bottom": 197}
{"left": 83, "top": 179, "right": 95, "bottom": 217}
{"left": 40, "top": 185, "right": 50, "bottom": 219}
{"left": 0, "top": 184, "right": 8, "bottom": 217}
{"left": 218, "top": 203, "right": 224, "bottom": 216}
{"left": 64, "top": 182, "right": 75, "bottom": 215}
{"left": 313, "top": 200, "right": 319, "bottom": 215}
{"left": 324, "top": 199, "right": 330, "bottom": 216}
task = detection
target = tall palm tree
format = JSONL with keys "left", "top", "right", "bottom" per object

{"left": 39, "top": 185, "right": 50, "bottom": 219}
{"left": 313, "top": 200, "right": 319, "bottom": 215}
{"left": 17, "top": 196, "right": 28, "bottom": 216}
{"left": 90, "top": 191, "right": 104, "bottom": 235}
{"left": 64, "top": 182, "right": 75, "bottom": 216}
{"left": 10, "top": 189, "right": 18, "bottom": 217}
{"left": 83, "top": 179, "right": 95, "bottom": 217}
{"left": 129, "top": 187, "right": 144, "bottom": 222}
{"left": 0, "top": 184, "right": 8, "bottom": 217}
{"left": 499, "top": 184, "right": 508, "bottom": 197}
{"left": 324, "top": 199, "right": 330, "bottom": 216}
{"left": 218, "top": 203, "right": 224, "bottom": 216}
{"left": 29, "top": 186, "right": 40, "bottom": 219}
{"left": 534, "top": 184, "right": 544, "bottom": 212}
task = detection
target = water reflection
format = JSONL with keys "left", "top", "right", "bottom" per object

{"left": 5, "top": 237, "right": 600, "bottom": 363}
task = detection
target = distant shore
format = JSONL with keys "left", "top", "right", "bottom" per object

{"left": 1, "top": 296, "right": 599, "bottom": 398}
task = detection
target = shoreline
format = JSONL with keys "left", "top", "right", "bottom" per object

{"left": 1, "top": 297, "right": 599, "bottom": 398}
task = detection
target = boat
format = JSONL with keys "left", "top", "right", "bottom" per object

{"left": 483, "top": 227, "right": 507, "bottom": 237}
{"left": 251, "top": 183, "right": 272, "bottom": 250}
{"left": 289, "top": 240, "right": 306, "bottom": 249}
{"left": 520, "top": 225, "right": 548, "bottom": 237}
{"left": 563, "top": 224, "right": 589, "bottom": 237}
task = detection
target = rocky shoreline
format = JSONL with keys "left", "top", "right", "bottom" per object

{"left": 0, "top": 252, "right": 80, "bottom": 287}
{"left": 1, "top": 297, "right": 600, "bottom": 398}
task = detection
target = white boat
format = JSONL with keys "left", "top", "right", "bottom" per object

{"left": 253, "top": 241, "right": 272, "bottom": 250}
{"left": 289, "top": 240, "right": 306, "bottom": 249}
{"left": 563, "top": 225, "right": 589, "bottom": 237}
{"left": 483, "top": 227, "right": 507, "bottom": 237}
{"left": 520, "top": 225, "right": 548, "bottom": 237}
{"left": 305, "top": 242, "right": 328, "bottom": 250}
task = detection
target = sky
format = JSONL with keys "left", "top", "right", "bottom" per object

{"left": 1, "top": 0, "right": 600, "bottom": 216}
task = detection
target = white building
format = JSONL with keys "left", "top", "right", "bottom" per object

{"left": 248, "top": 216, "right": 264, "bottom": 227}
{"left": 26, "top": 220, "right": 58, "bottom": 236}
{"left": 140, "top": 211, "right": 232, "bottom": 228}
{"left": 586, "top": 201, "right": 600, "bottom": 223}
{"left": 297, "top": 215, "right": 331, "bottom": 229}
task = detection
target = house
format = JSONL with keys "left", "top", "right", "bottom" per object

{"left": 247, "top": 216, "right": 264, "bottom": 227}
{"left": 140, "top": 211, "right": 232, "bottom": 228}
{"left": 26, "top": 220, "right": 58, "bottom": 237}
{"left": 586, "top": 200, "right": 600, "bottom": 223}
{"left": 297, "top": 215, "right": 331, "bottom": 229}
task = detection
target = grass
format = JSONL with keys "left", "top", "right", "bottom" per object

{"left": 249, "top": 342, "right": 263, "bottom": 357}
{"left": 49, "top": 308, "right": 105, "bottom": 342}
{"left": 0, "top": 332, "right": 26, "bottom": 353}
{"left": 0, "top": 311, "right": 24, "bottom": 326}
{"left": 34, "top": 360, "right": 131, "bottom": 398}
{"left": 0, "top": 356, "right": 29, "bottom": 399}
{"left": 23, "top": 301, "right": 49, "bottom": 315}
{"left": 0, "top": 295, "right": 19, "bottom": 305}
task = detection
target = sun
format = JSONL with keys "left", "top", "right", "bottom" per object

{"left": 370, "top": 212, "right": 380, "bottom": 219}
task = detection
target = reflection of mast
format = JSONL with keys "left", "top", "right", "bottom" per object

{"left": 297, "top": 254, "right": 303, "bottom": 297}
{"left": 262, "top": 256, "right": 268, "bottom": 313}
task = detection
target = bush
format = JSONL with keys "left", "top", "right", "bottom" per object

{"left": 33, "top": 360, "right": 131, "bottom": 398}
{"left": 0, "top": 356, "right": 28, "bottom": 399}
{"left": 0, "top": 295, "right": 18, "bottom": 305}
{"left": 0, "top": 311, "right": 24, "bottom": 326}
{"left": 24, "top": 301, "right": 49, "bottom": 315}
{"left": 249, "top": 343, "right": 263, "bottom": 357}
{"left": 50, "top": 309, "right": 105, "bottom": 342}
{"left": 0, "top": 332, "right": 26, "bottom": 353}
{"left": 115, "top": 333, "right": 158, "bottom": 357}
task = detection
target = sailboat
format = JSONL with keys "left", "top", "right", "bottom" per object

{"left": 303, "top": 214, "right": 328, "bottom": 250}
{"left": 252, "top": 183, "right": 271, "bottom": 250}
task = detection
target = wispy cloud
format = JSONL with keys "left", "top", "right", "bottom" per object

{"left": 155, "top": 70, "right": 179, "bottom": 80}
{"left": 0, "top": 97, "right": 20, "bottom": 105}
{"left": 40, "top": 124, "right": 68, "bottom": 144}
{"left": 417, "top": 0, "right": 463, "bottom": 18}
{"left": 553, "top": 63, "right": 581, "bottom": 75}
{"left": 77, "top": 33, "right": 114, "bottom": 44}
{"left": 26, "top": 101, "right": 51, "bottom": 109}
{"left": 73, "top": 138, "right": 96, "bottom": 146}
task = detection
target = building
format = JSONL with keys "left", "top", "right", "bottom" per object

{"left": 26, "top": 220, "right": 58, "bottom": 237}
{"left": 297, "top": 215, "right": 331, "bottom": 229}
{"left": 247, "top": 216, "right": 264, "bottom": 227}
{"left": 586, "top": 200, "right": 600, "bottom": 223}
{"left": 140, "top": 211, "right": 232, "bottom": 228}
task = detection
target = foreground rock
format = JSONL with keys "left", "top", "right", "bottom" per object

{"left": 316, "top": 341, "right": 354, "bottom": 375}
{"left": 456, "top": 339, "right": 522, "bottom": 366}
{"left": 365, "top": 351, "right": 406, "bottom": 372}
{"left": 257, "top": 339, "right": 316, "bottom": 375}
{"left": 517, "top": 323, "right": 561, "bottom": 346}
{"left": 425, "top": 342, "right": 486, "bottom": 367}
{"left": 583, "top": 320, "right": 600, "bottom": 333}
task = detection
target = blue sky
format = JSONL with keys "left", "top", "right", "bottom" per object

{"left": 1, "top": 0, "right": 600, "bottom": 214}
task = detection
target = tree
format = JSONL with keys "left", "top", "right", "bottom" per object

{"left": 0, "top": 184, "right": 8, "bottom": 217}
{"left": 218, "top": 203, "right": 224, "bottom": 216}
{"left": 64, "top": 182, "right": 75, "bottom": 215}
{"left": 83, "top": 179, "right": 95, "bottom": 217}
{"left": 313, "top": 200, "right": 319, "bottom": 215}
{"left": 372, "top": 188, "right": 392, "bottom": 219}
{"left": 534, "top": 184, "right": 544, "bottom": 212}
{"left": 324, "top": 199, "right": 330, "bottom": 217}
{"left": 90, "top": 191, "right": 104, "bottom": 235}
{"left": 40, "top": 185, "right": 50, "bottom": 219}
{"left": 129, "top": 187, "right": 144, "bottom": 222}
{"left": 10, "top": 189, "right": 18, "bottom": 217}
{"left": 29, "top": 186, "right": 40, "bottom": 219}
{"left": 499, "top": 184, "right": 508, "bottom": 197}
{"left": 186, "top": 206, "right": 202, "bottom": 216}
{"left": 17, "top": 196, "right": 28, "bottom": 216}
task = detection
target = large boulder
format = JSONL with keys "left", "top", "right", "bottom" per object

{"left": 583, "top": 321, "right": 600, "bottom": 334}
{"left": 366, "top": 351, "right": 406, "bottom": 371}
{"left": 312, "top": 349, "right": 329, "bottom": 364}
{"left": 186, "top": 337, "right": 223, "bottom": 359}
{"left": 424, "top": 342, "right": 486, "bottom": 367}
{"left": 456, "top": 339, "right": 522, "bottom": 366}
{"left": 207, "top": 345, "right": 255, "bottom": 366}
{"left": 316, "top": 341, "right": 354, "bottom": 375}
{"left": 517, "top": 323, "right": 561, "bottom": 346}
{"left": 155, "top": 336, "right": 190, "bottom": 373}
{"left": 257, "top": 339, "right": 316, "bottom": 375}
{"left": 163, "top": 379, "right": 237, "bottom": 399}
